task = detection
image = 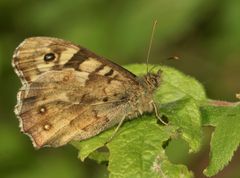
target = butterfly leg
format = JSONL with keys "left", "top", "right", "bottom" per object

{"left": 151, "top": 101, "right": 168, "bottom": 125}
{"left": 105, "top": 115, "right": 127, "bottom": 144}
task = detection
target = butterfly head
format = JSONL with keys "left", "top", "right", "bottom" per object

{"left": 144, "top": 69, "right": 162, "bottom": 90}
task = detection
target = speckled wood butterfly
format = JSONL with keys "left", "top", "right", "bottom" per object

{"left": 12, "top": 36, "right": 162, "bottom": 148}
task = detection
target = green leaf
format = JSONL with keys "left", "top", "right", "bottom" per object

{"left": 126, "top": 64, "right": 205, "bottom": 152}
{"left": 201, "top": 103, "right": 240, "bottom": 177}
{"left": 88, "top": 150, "right": 109, "bottom": 164}
{"left": 72, "top": 116, "right": 192, "bottom": 178}
{"left": 107, "top": 116, "right": 192, "bottom": 178}
{"left": 201, "top": 100, "right": 240, "bottom": 126}
{"left": 159, "top": 97, "right": 202, "bottom": 152}
{"left": 71, "top": 129, "right": 112, "bottom": 161}
{"left": 125, "top": 64, "right": 206, "bottom": 103}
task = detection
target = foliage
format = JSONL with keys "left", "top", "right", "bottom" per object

{"left": 72, "top": 64, "right": 240, "bottom": 177}
{"left": 202, "top": 103, "right": 240, "bottom": 176}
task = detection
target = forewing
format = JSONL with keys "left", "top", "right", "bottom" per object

{"left": 12, "top": 37, "right": 137, "bottom": 85}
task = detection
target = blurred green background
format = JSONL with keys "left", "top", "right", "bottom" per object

{"left": 0, "top": 0, "right": 240, "bottom": 178}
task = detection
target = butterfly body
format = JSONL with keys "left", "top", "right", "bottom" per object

{"left": 12, "top": 37, "right": 161, "bottom": 148}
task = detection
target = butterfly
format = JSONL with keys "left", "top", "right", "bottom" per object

{"left": 12, "top": 37, "right": 162, "bottom": 148}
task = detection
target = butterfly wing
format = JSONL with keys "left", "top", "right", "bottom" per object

{"left": 12, "top": 37, "right": 137, "bottom": 85}
{"left": 13, "top": 37, "right": 141, "bottom": 148}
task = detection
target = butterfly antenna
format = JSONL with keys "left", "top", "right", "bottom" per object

{"left": 146, "top": 20, "right": 158, "bottom": 74}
